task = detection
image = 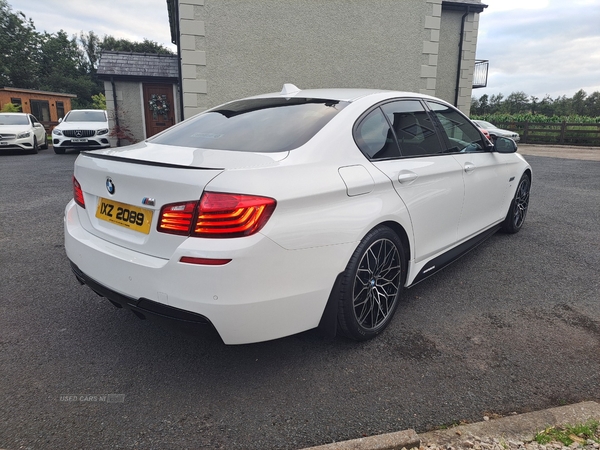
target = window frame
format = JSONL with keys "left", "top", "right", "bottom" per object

{"left": 353, "top": 97, "right": 449, "bottom": 161}
{"left": 424, "top": 100, "right": 491, "bottom": 154}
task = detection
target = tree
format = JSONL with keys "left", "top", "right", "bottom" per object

{"left": 478, "top": 94, "right": 489, "bottom": 115}
{"left": 571, "top": 89, "right": 587, "bottom": 116}
{"left": 470, "top": 96, "right": 480, "bottom": 116}
{"left": 538, "top": 95, "right": 554, "bottom": 116}
{"left": 504, "top": 91, "right": 530, "bottom": 114}
{"left": 529, "top": 96, "right": 539, "bottom": 115}
{"left": 584, "top": 91, "right": 600, "bottom": 117}
{"left": 99, "top": 36, "right": 174, "bottom": 55}
{"left": 38, "top": 30, "right": 101, "bottom": 108}
{"left": 0, "top": 0, "right": 40, "bottom": 88}
{"left": 489, "top": 93, "right": 504, "bottom": 114}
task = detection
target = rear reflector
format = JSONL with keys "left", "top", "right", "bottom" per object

{"left": 73, "top": 176, "right": 85, "bottom": 208}
{"left": 179, "top": 257, "right": 232, "bottom": 266}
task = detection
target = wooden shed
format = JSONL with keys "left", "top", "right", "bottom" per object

{"left": 0, "top": 87, "right": 77, "bottom": 131}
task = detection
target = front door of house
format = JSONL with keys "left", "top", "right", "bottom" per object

{"left": 143, "top": 83, "right": 175, "bottom": 138}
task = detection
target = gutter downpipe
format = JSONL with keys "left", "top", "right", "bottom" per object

{"left": 175, "top": 0, "right": 184, "bottom": 121}
{"left": 110, "top": 76, "right": 120, "bottom": 147}
{"left": 454, "top": 5, "right": 471, "bottom": 108}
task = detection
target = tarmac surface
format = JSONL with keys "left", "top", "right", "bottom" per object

{"left": 1, "top": 144, "right": 598, "bottom": 449}
{"left": 299, "top": 144, "right": 600, "bottom": 450}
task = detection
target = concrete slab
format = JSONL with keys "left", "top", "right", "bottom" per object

{"left": 301, "top": 428, "right": 420, "bottom": 450}
{"left": 419, "top": 401, "right": 600, "bottom": 447}
{"left": 518, "top": 144, "right": 600, "bottom": 161}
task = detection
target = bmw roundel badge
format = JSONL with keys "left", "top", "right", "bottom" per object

{"left": 106, "top": 177, "right": 115, "bottom": 195}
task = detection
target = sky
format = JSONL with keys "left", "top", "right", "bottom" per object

{"left": 6, "top": 0, "right": 600, "bottom": 100}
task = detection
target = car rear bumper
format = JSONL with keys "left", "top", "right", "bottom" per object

{"left": 64, "top": 199, "right": 350, "bottom": 344}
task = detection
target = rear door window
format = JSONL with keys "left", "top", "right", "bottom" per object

{"left": 380, "top": 100, "right": 443, "bottom": 157}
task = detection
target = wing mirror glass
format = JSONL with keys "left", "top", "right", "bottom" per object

{"left": 494, "top": 136, "right": 517, "bottom": 153}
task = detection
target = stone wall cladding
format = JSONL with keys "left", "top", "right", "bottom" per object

{"left": 179, "top": 0, "right": 207, "bottom": 118}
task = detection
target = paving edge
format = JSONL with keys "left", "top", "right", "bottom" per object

{"left": 419, "top": 401, "right": 600, "bottom": 447}
{"left": 300, "top": 429, "right": 420, "bottom": 450}
{"left": 300, "top": 401, "right": 600, "bottom": 450}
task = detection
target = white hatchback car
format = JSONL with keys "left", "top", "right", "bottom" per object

{"left": 52, "top": 109, "right": 110, "bottom": 154}
{"left": 65, "top": 85, "right": 531, "bottom": 345}
{"left": 0, "top": 112, "right": 48, "bottom": 154}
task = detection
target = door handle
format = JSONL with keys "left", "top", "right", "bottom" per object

{"left": 398, "top": 170, "right": 418, "bottom": 184}
{"left": 464, "top": 163, "right": 476, "bottom": 173}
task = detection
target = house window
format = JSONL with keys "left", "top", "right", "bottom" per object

{"left": 56, "top": 101, "right": 65, "bottom": 119}
{"left": 10, "top": 98, "right": 22, "bottom": 111}
{"left": 30, "top": 100, "right": 50, "bottom": 122}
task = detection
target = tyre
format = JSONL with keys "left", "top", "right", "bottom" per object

{"left": 41, "top": 133, "right": 48, "bottom": 150}
{"left": 337, "top": 226, "right": 406, "bottom": 341}
{"left": 502, "top": 173, "right": 530, "bottom": 233}
{"left": 53, "top": 146, "right": 66, "bottom": 154}
{"left": 29, "top": 137, "right": 39, "bottom": 154}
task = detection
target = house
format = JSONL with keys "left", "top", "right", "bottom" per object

{"left": 0, "top": 87, "right": 76, "bottom": 130}
{"left": 166, "top": 0, "right": 487, "bottom": 119}
{"left": 96, "top": 51, "right": 180, "bottom": 145}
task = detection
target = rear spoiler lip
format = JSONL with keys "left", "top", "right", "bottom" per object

{"left": 80, "top": 151, "right": 224, "bottom": 171}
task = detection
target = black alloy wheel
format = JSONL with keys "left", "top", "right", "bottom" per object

{"left": 502, "top": 173, "right": 530, "bottom": 233}
{"left": 337, "top": 226, "right": 405, "bottom": 341}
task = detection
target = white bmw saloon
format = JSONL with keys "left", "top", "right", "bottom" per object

{"left": 64, "top": 85, "right": 531, "bottom": 345}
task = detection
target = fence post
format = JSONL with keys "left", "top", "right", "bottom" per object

{"left": 523, "top": 122, "right": 529, "bottom": 144}
{"left": 559, "top": 121, "right": 567, "bottom": 144}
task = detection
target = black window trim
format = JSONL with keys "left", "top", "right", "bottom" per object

{"left": 353, "top": 97, "right": 451, "bottom": 161}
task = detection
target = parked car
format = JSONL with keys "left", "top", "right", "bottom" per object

{"left": 0, "top": 112, "right": 48, "bottom": 154}
{"left": 472, "top": 119, "right": 520, "bottom": 142}
{"left": 65, "top": 85, "right": 531, "bottom": 345}
{"left": 479, "top": 127, "right": 492, "bottom": 142}
{"left": 52, "top": 109, "right": 111, "bottom": 154}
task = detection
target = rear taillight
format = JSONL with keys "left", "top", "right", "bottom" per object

{"left": 157, "top": 192, "right": 276, "bottom": 238}
{"left": 73, "top": 176, "right": 85, "bottom": 208}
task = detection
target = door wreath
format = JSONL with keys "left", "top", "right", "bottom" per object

{"left": 149, "top": 94, "right": 170, "bottom": 120}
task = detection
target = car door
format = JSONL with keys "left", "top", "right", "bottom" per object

{"left": 425, "top": 101, "right": 513, "bottom": 241}
{"left": 354, "top": 99, "right": 465, "bottom": 263}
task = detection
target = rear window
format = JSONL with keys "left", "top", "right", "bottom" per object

{"left": 150, "top": 97, "right": 349, "bottom": 152}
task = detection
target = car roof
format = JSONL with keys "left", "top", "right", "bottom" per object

{"left": 249, "top": 84, "right": 435, "bottom": 103}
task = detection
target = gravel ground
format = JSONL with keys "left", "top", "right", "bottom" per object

{"left": 421, "top": 438, "right": 600, "bottom": 450}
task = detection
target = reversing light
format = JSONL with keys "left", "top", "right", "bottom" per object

{"left": 73, "top": 176, "right": 85, "bottom": 208}
{"left": 157, "top": 201, "right": 197, "bottom": 235}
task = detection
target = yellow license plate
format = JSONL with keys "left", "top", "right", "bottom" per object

{"left": 95, "top": 198, "right": 153, "bottom": 234}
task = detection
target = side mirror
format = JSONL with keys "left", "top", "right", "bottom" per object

{"left": 494, "top": 136, "right": 517, "bottom": 153}
{"left": 58, "top": 118, "right": 63, "bottom": 123}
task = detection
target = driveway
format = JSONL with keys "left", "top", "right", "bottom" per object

{"left": 0, "top": 148, "right": 598, "bottom": 449}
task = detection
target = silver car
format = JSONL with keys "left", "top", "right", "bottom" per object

{"left": 472, "top": 120, "right": 520, "bottom": 143}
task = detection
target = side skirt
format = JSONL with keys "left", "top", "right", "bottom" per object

{"left": 409, "top": 224, "right": 501, "bottom": 287}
